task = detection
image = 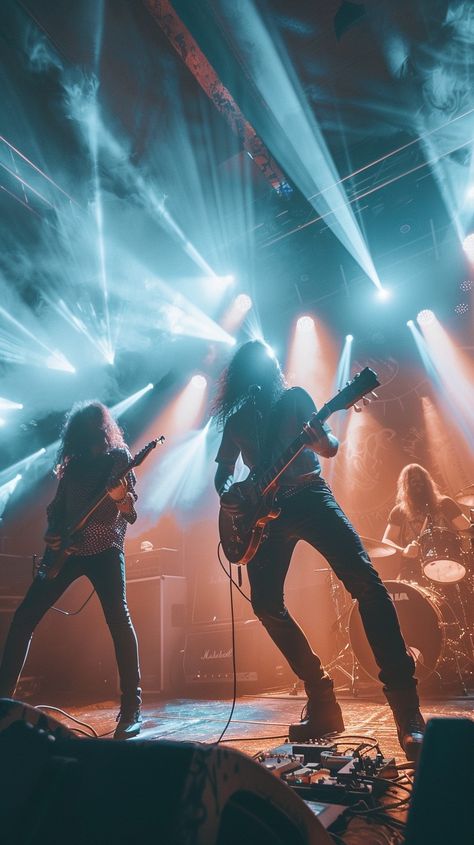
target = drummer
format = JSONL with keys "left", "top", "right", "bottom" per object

{"left": 382, "top": 464, "right": 470, "bottom": 580}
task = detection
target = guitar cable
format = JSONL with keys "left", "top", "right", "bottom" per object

{"left": 217, "top": 542, "right": 251, "bottom": 604}
{"left": 213, "top": 547, "right": 238, "bottom": 744}
{"left": 32, "top": 553, "right": 97, "bottom": 616}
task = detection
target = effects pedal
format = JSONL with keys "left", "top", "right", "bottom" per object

{"left": 258, "top": 742, "right": 396, "bottom": 806}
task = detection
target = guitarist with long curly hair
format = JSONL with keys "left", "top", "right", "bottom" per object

{"left": 0, "top": 401, "right": 142, "bottom": 739}
{"left": 213, "top": 340, "right": 425, "bottom": 760}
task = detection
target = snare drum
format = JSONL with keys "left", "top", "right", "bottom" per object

{"left": 349, "top": 580, "right": 446, "bottom": 683}
{"left": 418, "top": 526, "right": 466, "bottom": 584}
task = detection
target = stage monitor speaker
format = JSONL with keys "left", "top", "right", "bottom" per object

{"left": 0, "top": 698, "right": 331, "bottom": 845}
{"left": 405, "top": 717, "right": 474, "bottom": 845}
{"left": 125, "top": 575, "right": 187, "bottom": 693}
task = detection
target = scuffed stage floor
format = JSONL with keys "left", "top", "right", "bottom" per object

{"left": 52, "top": 691, "right": 473, "bottom": 762}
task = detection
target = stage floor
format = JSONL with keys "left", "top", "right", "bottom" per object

{"left": 47, "top": 690, "right": 473, "bottom": 761}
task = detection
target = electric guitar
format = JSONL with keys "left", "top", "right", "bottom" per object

{"left": 219, "top": 368, "right": 380, "bottom": 565}
{"left": 37, "top": 436, "right": 165, "bottom": 580}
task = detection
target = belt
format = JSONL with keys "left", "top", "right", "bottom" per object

{"left": 277, "top": 478, "right": 325, "bottom": 500}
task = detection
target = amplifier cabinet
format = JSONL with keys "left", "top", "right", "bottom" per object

{"left": 183, "top": 619, "right": 292, "bottom": 692}
{"left": 126, "top": 575, "right": 187, "bottom": 694}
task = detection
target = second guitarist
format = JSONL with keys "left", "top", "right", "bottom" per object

{"left": 213, "top": 340, "right": 425, "bottom": 761}
{"left": 0, "top": 401, "right": 142, "bottom": 739}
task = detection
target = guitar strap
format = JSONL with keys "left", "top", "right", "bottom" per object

{"left": 258, "top": 389, "right": 291, "bottom": 474}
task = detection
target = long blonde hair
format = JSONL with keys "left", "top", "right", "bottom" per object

{"left": 395, "top": 463, "right": 443, "bottom": 520}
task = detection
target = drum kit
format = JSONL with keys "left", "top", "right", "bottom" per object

{"left": 331, "top": 486, "right": 474, "bottom": 695}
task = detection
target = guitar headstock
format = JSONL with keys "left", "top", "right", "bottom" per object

{"left": 130, "top": 435, "right": 165, "bottom": 468}
{"left": 326, "top": 368, "right": 380, "bottom": 415}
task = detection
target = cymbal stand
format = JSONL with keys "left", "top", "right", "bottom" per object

{"left": 324, "top": 570, "right": 359, "bottom": 695}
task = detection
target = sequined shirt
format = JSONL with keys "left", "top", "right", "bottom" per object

{"left": 46, "top": 448, "right": 137, "bottom": 556}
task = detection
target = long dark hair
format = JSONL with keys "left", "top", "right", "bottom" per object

{"left": 55, "top": 400, "right": 126, "bottom": 477}
{"left": 395, "top": 463, "right": 443, "bottom": 520}
{"left": 211, "top": 340, "right": 286, "bottom": 428}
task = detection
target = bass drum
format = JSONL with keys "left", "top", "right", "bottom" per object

{"left": 348, "top": 581, "right": 446, "bottom": 683}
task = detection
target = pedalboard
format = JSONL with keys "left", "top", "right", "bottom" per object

{"left": 258, "top": 741, "right": 396, "bottom": 806}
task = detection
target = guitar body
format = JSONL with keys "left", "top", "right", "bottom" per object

{"left": 37, "top": 542, "right": 75, "bottom": 581}
{"left": 218, "top": 368, "right": 380, "bottom": 567}
{"left": 219, "top": 481, "right": 281, "bottom": 565}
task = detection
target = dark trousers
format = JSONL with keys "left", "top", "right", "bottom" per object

{"left": 0, "top": 547, "right": 141, "bottom": 709}
{"left": 247, "top": 484, "right": 416, "bottom": 695}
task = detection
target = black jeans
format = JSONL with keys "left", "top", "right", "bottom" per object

{"left": 247, "top": 484, "right": 416, "bottom": 695}
{"left": 0, "top": 547, "right": 141, "bottom": 709}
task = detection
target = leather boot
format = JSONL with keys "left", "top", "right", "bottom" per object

{"left": 385, "top": 688, "right": 425, "bottom": 762}
{"left": 288, "top": 680, "right": 345, "bottom": 742}
{"left": 113, "top": 707, "right": 142, "bottom": 740}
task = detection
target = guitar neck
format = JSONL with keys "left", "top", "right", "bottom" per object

{"left": 256, "top": 405, "right": 330, "bottom": 496}
{"left": 67, "top": 462, "right": 135, "bottom": 536}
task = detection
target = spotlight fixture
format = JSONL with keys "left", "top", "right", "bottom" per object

{"left": 462, "top": 232, "right": 474, "bottom": 261}
{"left": 296, "top": 315, "right": 314, "bottom": 331}
{"left": 406, "top": 319, "right": 414, "bottom": 328}
{"left": 235, "top": 293, "right": 252, "bottom": 313}
{"left": 346, "top": 334, "right": 354, "bottom": 342}
{"left": 190, "top": 374, "right": 207, "bottom": 389}
{"left": 460, "top": 279, "right": 473, "bottom": 292}
{"left": 376, "top": 287, "right": 390, "bottom": 301}
{"left": 454, "top": 303, "right": 470, "bottom": 315}
{"left": 417, "top": 309, "right": 435, "bottom": 326}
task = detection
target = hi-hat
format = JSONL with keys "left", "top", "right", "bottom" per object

{"left": 359, "top": 537, "right": 397, "bottom": 557}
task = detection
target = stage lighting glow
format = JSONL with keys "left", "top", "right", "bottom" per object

{"left": 219, "top": 274, "right": 235, "bottom": 287}
{"left": 111, "top": 383, "right": 154, "bottom": 418}
{"left": 0, "top": 448, "right": 47, "bottom": 488}
{"left": 0, "top": 473, "right": 22, "bottom": 518}
{"left": 460, "top": 279, "right": 473, "bottom": 292}
{"left": 296, "top": 315, "right": 315, "bottom": 332}
{"left": 46, "top": 351, "right": 76, "bottom": 373}
{"left": 346, "top": 334, "right": 354, "bottom": 342}
{"left": 235, "top": 293, "right": 253, "bottom": 313}
{"left": 462, "top": 233, "right": 474, "bottom": 260}
{"left": 376, "top": 287, "right": 390, "bottom": 301}
{"left": 407, "top": 319, "right": 414, "bottom": 327}
{"left": 417, "top": 309, "right": 435, "bottom": 326}
{"left": 0, "top": 398, "right": 23, "bottom": 410}
{"left": 466, "top": 186, "right": 474, "bottom": 201}
{"left": 454, "top": 303, "right": 470, "bottom": 315}
{"left": 190, "top": 374, "right": 207, "bottom": 389}
{"left": 0, "top": 417, "right": 5, "bottom": 427}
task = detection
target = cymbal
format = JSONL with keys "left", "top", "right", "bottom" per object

{"left": 456, "top": 488, "right": 474, "bottom": 507}
{"left": 359, "top": 536, "right": 397, "bottom": 557}
{"left": 456, "top": 483, "right": 474, "bottom": 504}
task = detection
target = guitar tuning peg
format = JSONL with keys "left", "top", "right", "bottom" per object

{"left": 362, "top": 396, "right": 371, "bottom": 405}
{"left": 353, "top": 404, "right": 362, "bottom": 413}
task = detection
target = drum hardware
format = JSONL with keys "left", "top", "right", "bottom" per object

{"left": 323, "top": 570, "right": 359, "bottom": 695}
{"left": 348, "top": 579, "right": 474, "bottom": 695}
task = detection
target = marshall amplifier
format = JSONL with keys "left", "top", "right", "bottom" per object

{"left": 183, "top": 619, "right": 292, "bottom": 691}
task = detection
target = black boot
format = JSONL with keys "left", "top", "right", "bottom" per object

{"left": 288, "top": 681, "right": 345, "bottom": 742}
{"left": 385, "top": 688, "right": 425, "bottom": 762}
{"left": 113, "top": 707, "right": 142, "bottom": 740}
